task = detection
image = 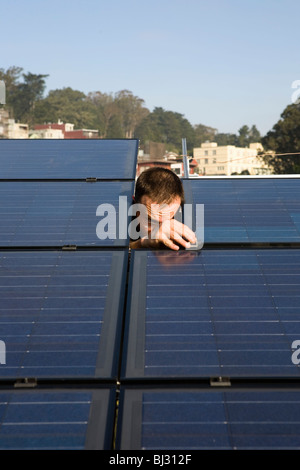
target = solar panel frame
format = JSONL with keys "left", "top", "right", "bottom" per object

{"left": 0, "top": 249, "right": 128, "bottom": 381}
{"left": 182, "top": 176, "right": 300, "bottom": 244}
{"left": 0, "top": 387, "right": 116, "bottom": 449}
{"left": 0, "top": 180, "right": 134, "bottom": 248}
{"left": 0, "top": 138, "right": 139, "bottom": 180}
{"left": 121, "top": 248, "right": 300, "bottom": 380}
{"left": 116, "top": 386, "right": 300, "bottom": 450}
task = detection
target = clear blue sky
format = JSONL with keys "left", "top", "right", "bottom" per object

{"left": 1, "top": 0, "right": 300, "bottom": 135}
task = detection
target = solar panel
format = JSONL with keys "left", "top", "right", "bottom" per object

{"left": 1, "top": 137, "right": 300, "bottom": 451}
{"left": 0, "top": 139, "right": 138, "bottom": 180}
{"left": 0, "top": 181, "right": 134, "bottom": 247}
{"left": 122, "top": 249, "right": 300, "bottom": 379}
{"left": 0, "top": 388, "right": 115, "bottom": 449}
{"left": 116, "top": 387, "right": 300, "bottom": 449}
{"left": 183, "top": 178, "right": 300, "bottom": 243}
{"left": 0, "top": 250, "right": 127, "bottom": 380}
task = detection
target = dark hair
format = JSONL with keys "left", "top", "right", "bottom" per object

{"left": 135, "top": 167, "right": 185, "bottom": 205}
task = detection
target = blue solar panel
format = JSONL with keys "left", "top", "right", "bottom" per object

{"left": 117, "top": 387, "right": 300, "bottom": 449}
{"left": 0, "top": 388, "right": 115, "bottom": 449}
{"left": 183, "top": 178, "right": 300, "bottom": 242}
{"left": 0, "top": 139, "right": 138, "bottom": 180}
{"left": 122, "top": 249, "right": 300, "bottom": 378}
{"left": 0, "top": 250, "right": 127, "bottom": 379}
{"left": 0, "top": 181, "right": 134, "bottom": 247}
{"left": 1, "top": 139, "right": 299, "bottom": 452}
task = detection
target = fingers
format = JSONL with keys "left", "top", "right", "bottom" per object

{"left": 172, "top": 233, "right": 192, "bottom": 249}
{"left": 145, "top": 219, "right": 196, "bottom": 251}
{"left": 172, "top": 220, "right": 197, "bottom": 244}
{"left": 161, "top": 236, "right": 180, "bottom": 251}
{"left": 159, "top": 220, "right": 196, "bottom": 250}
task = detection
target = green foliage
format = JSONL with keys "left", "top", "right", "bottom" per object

{"left": 213, "top": 125, "right": 261, "bottom": 147}
{"left": 214, "top": 132, "right": 238, "bottom": 146}
{"left": 261, "top": 103, "right": 300, "bottom": 174}
{"left": 86, "top": 89, "right": 149, "bottom": 138}
{"left": 135, "top": 107, "right": 195, "bottom": 153}
{"left": 0, "top": 67, "right": 48, "bottom": 124}
{"left": 7, "top": 64, "right": 296, "bottom": 173}
{"left": 33, "top": 88, "right": 97, "bottom": 129}
{"left": 193, "top": 124, "right": 217, "bottom": 147}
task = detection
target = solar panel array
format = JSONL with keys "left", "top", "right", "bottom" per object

{"left": 0, "top": 139, "right": 136, "bottom": 449}
{"left": 1, "top": 139, "right": 300, "bottom": 450}
{"left": 118, "top": 177, "right": 300, "bottom": 450}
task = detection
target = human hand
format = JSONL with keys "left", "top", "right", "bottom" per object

{"left": 141, "top": 219, "right": 197, "bottom": 251}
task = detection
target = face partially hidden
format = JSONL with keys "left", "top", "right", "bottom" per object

{"left": 141, "top": 195, "right": 181, "bottom": 222}
{"left": 131, "top": 194, "right": 197, "bottom": 250}
{"left": 139, "top": 195, "right": 182, "bottom": 237}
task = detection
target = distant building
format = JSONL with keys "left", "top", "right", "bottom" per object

{"left": 7, "top": 120, "right": 29, "bottom": 139}
{"left": 30, "top": 128, "right": 64, "bottom": 139}
{"left": 0, "top": 109, "right": 9, "bottom": 136}
{"left": 193, "top": 142, "right": 271, "bottom": 176}
{"left": 0, "top": 109, "right": 29, "bottom": 138}
{"left": 32, "top": 120, "right": 99, "bottom": 139}
{"left": 137, "top": 149, "right": 198, "bottom": 178}
{"left": 137, "top": 159, "right": 172, "bottom": 177}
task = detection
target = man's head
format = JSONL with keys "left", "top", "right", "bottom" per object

{"left": 134, "top": 167, "right": 185, "bottom": 206}
{"left": 134, "top": 167, "right": 185, "bottom": 232}
{"left": 130, "top": 167, "right": 196, "bottom": 249}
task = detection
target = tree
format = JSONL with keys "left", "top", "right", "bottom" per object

{"left": 33, "top": 87, "right": 97, "bottom": 129}
{"left": 214, "top": 132, "right": 238, "bottom": 146}
{"left": 87, "top": 89, "right": 149, "bottom": 138}
{"left": 0, "top": 67, "right": 48, "bottom": 124}
{"left": 237, "top": 125, "right": 261, "bottom": 147}
{"left": 114, "top": 90, "right": 149, "bottom": 138}
{"left": 261, "top": 103, "right": 300, "bottom": 173}
{"left": 135, "top": 107, "right": 195, "bottom": 153}
{"left": 237, "top": 125, "right": 250, "bottom": 147}
{"left": 11, "top": 72, "right": 49, "bottom": 124}
{"left": 213, "top": 125, "right": 261, "bottom": 148}
{"left": 87, "top": 91, "right": 117, "bottom": 137}
{"left": 193, "top": 124, "right": 217, "bottom": 147}
{"left": 249, "top": 125, "right": 261, "bottom": 143}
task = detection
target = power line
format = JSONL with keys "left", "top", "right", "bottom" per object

{"left": 218, "top": 151, "right": 300, "bottom": 165}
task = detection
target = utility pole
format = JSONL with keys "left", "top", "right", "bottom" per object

{"left": 0, "top": 81, "right": 6, "bottom": 105}
{"left": 182, "top": 138, "right": 189, "bottom": 178}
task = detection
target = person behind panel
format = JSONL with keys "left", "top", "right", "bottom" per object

{"left": 129, "top": 167, "right": 196, "bottom": 251}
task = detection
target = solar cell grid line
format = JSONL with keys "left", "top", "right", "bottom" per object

{"left": 182, "top": 177, "right": 300, "bottom": 243}
{"left": 0, "top": 250, "right": 127, "bottom": 380}
{"left": 0, "top": 181, "right": 134, "bottom": 247}
{"left": 116, "top": 387, "right": 300, "bottom": 450}
{"left": 121, "top": 249, "right": 300, "bottom": 380}
{"left": 0, "top": 388, "right": 116, "bottom": 449}
{"left": 0, "top": 139, "right": 139, "bottom": 180}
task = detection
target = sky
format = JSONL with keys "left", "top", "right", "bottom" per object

{"left": 1, "top": 0, "right": 300, "bottom": 136}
